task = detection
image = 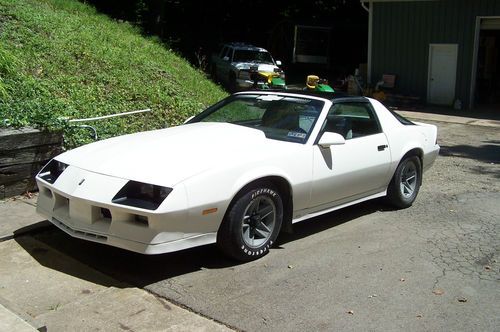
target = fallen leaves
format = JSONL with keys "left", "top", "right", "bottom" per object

{"left": 484, "top": 265, "right": 491, "bottom": 271}
{"left": 457, "top": 297, "right": 468, "bottom": 303}
{"left": 347, "top": 310, "right": 354, "bottom": 315}
{"left": 399, "top": 278, "right": 406, "bottom": 282}
{"left": 432, "top": 289, "right": 445, "bottom": 296}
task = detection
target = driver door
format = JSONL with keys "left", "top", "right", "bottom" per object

{"left": 308, "top": 102, "right": 391, "bottom": 211}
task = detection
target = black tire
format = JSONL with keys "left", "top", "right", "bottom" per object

{"left": 386, "top": 156, "right": 422, "bottom": 208}
{"left": 217, "top": 184, "right": 283, "bottom": 262}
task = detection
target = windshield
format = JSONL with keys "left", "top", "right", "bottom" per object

{"left": 233, "top": 50, "right": 274, "bottom": 64}
{"left": 188, "top": 94, "right": 324, "bottom": 144}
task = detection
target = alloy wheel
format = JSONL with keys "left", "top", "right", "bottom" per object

{"left": 241, "top": 196, "right": 276, "bottom": 248}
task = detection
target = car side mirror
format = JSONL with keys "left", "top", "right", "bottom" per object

{"left": 318, "top": 132, "right": 346, "bottom": 148}
{"left": 276, "top": 60, "right": 282, "bottom": 66}
{"left": 223, "top": 56, "right": 229, "bottom": 61}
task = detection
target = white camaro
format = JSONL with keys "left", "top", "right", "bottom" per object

{"left": 36, "top": 91, "right": 439, "bottom": 261}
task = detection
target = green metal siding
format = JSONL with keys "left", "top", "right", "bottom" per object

{"left": 371, "top": 0, "right": 500, "bottom": 108}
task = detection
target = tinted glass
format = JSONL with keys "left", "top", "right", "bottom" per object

{"left": 388, "top": 109, "right": 415, "bottom": 125}
{"left": 233, "top": 50, "right": 274, "bottom": 64}
{"left": 189, "top": 94, "right": 324, "bottom": 144}
{"left": 322, "top": 103, "right": 381, "bottom": 139}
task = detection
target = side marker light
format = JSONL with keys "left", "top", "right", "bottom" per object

{"left": 202, "top": 208, "right": 218, "bottom": 215}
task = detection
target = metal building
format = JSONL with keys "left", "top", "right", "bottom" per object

{"left": 362, "top": 0, "right": 500, "bottom": 109}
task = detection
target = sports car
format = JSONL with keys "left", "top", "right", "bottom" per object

{"left": 36, "top": 91, "right": 439, "bottom": 261}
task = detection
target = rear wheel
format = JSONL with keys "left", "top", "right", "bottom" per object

{"left": 217, "top": 184, "right": 283, "bottom": 261}
{"left": 387, "top": 156, "right": 421, "bottom": 208}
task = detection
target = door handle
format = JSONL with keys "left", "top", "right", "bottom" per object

{"left": 377, "top": 144, "right": 388, "bottom": 151}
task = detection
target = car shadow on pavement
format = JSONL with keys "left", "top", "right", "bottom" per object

{"left": 412, "top": 105, "right": 500, "bottom": 121}
{"left": 15, "top": 199, "right": 387, "bottom": 289}
{"left": 440, "top": 141, "right": 500, "bottom": 164}
{"left": 277, "top": 199, "right": 385, "bottom": 246}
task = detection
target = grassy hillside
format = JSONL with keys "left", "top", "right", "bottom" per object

{"left": 0, "top": 0, "right": 227, "bottom": 147}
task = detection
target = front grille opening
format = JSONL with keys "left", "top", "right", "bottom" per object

{"left": 134, "top": 214, "right": 149, "bottom": 227}
{"left": 101, "top": 208, "right": 112, "bottom": 220}
{"left": 53, "top": 217, "right": 107, "bottom": 242}
{"left": 53, "top": 193, "right": 69, "bottom": 214}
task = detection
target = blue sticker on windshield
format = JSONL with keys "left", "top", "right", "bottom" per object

{"left": 287, "top": 131, "right": 307, "bottom": 139}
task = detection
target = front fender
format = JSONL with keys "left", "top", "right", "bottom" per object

{"left": 230, "top": 166, "right": 294, "bottom": 200}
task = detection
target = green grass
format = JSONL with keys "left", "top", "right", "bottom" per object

{"left": 0, "top": 0, "right": 227, "bottom": 147}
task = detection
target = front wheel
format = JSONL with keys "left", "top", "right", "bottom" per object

{"left": 386, "top": 156, "right": 422, "bottom": 208}
{"left": 217, "top": 185, "right": 283, "bottom": 261}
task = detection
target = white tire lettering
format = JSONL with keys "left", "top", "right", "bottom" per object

{"left": 252, "top": 188, "right": 277, "bottom": 199}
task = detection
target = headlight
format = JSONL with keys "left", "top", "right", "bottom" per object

{"left": 38, "top": 159, "right": 68, "bottom": 184}
{"left": 112, "top": 180, "right": 172, "bottom": 210}
{"left": 239, "top": 70, "right": 251, "bottom": 80}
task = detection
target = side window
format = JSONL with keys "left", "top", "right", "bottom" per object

{"left": 323, "top": 102, "right": 381, "bottom": 139}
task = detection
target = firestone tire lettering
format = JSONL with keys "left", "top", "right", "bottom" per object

{"left": 217, "top": 185, "right": 283, "bottom": 262}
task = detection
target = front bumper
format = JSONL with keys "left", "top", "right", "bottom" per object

{"left": 235, "top": 78, "right": 286, "bottom": 90}
{"left": 44, "top": 212, "right": 216, "bottom": 255}
{"left": 236, "top": 79, "right": 256, "bottom": 89}
{"left": 35, "top": 166, "right": 217, "bottom": 254}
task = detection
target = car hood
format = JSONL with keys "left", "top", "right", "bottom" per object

{"left": 234, "top": 62, "right": 278, "bottom": 72}
{"left": 56, "top": 122, "right": 287, "bottom": 187}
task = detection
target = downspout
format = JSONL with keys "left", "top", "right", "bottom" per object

{"left": 361, "top": 1, "right": 372, "bottom": 85}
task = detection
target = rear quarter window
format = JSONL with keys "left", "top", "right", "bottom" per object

{"left": 389, "top": 110, "right": 415, "bottom": 125}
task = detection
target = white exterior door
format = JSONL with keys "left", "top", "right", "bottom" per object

{"left": 306, "top": 102, "right": 391, "bottom": 213}
{"left": 309, "top": 134, "right": 391, "bottom": 211}
{"left": 427, "top": 44, "right": 458, "bottom": 105}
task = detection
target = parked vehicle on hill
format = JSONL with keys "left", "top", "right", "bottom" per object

{"left": 210, "top": 42, "right": 286, "bottom": 91}
{"left": 36, "top": 90, "right": 439, "bottom": 262}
